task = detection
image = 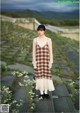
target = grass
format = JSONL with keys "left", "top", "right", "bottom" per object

{"left": 1, "top": 20, "right": 79, "bottom": 110}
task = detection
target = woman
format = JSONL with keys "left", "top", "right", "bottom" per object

{"left": 32, "top": 25, "right": 55, "bottom": 99}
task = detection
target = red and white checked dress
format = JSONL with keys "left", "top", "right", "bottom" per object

{"left": 34, "top": 37, "right": 55, "bottom": 91}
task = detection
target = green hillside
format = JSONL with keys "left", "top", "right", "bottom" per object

{"left": 1, "top": 9, "right": 79, "bottom": 26}
{"left": 1, "top": 20, "right": 79, "bottom": 112}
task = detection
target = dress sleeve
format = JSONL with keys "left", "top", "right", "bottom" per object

{"left": 32, "top": 38, "right": 36, "bottom": 65}
{"left": 48, "top": 38, "right": 53, "bottom": 64}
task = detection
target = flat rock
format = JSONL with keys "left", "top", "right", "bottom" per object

{"left": 1, "top": 75, "right": 15, "bottom": 87}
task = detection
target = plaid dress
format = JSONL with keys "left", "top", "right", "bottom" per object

{"left": 34, "top": 37, "right": 52, "bottom": 80}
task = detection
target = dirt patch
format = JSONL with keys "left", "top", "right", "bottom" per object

{"left": 60, "top": 33, "right": 79, "bottom": 41}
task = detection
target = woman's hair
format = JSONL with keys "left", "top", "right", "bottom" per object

{"left": 37, "top": 24, "right": 46, "bottom": 31}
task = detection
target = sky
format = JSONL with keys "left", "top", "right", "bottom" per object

{"left": 1, "top": 0, "right": 79, "bottom": 12}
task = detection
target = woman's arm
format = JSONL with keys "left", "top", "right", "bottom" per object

{"left": 32, "top": 38, "right": 37, "bottom": 68}
{"left": 48, "top": 38, "right": 53, "bottom": 68}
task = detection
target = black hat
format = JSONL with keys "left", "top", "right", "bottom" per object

{"left": 37, "top": 24, "right": 46, "bottom": 31}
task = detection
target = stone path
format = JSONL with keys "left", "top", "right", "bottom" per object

{"left": 1, "top": 60, "right": 76, "bottom": 113}
{"left": 7, "top": 63, "right": 34, "bottom": 73}
{"left": 52, "top": 84, "right": 76, "bottom": 113}
{"left": 1, "top": 75, "right": 15, "bottom": 87}
{"left": 34, "top": 99, "right": 55, "bottom": 113}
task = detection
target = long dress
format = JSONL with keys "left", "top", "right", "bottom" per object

{"left": 34, "top": 37, "right": 55, "bottom": 92}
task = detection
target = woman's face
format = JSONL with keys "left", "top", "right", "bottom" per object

{"left": 38, "top": 30, "right": 45, "bottom": 36}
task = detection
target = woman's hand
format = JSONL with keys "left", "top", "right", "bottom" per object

{"left": 33, "top": 62, "right": 37, "bottom": 69}
{"left": 49, "top": 62, "right": 53, "bottom": 69}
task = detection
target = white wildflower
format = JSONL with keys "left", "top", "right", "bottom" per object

{"left": 16, "top": 103, "right": 18, "bottom": 106}
{"left": 36, "top": 95, "right": 38, "bottom": 97}
{"left": 31, "top": 106, "right": 34, "bottom": 110}
{"left": 18, "top": 82, "right": 24, "bottom": 86}
{"left": 12, "top": 71, "right": 16, "bottom": 75}
{"left": 23, "top": 79, "right": 27, "bottom": 83}
{"left": 12, "top": 100, "right": 17, "bottom": 103}
{"left": 39, "top": 97, "right": 43, "bottom": 100}
{"left": 24, "top": 75, "right": 29, "bottom": 79}
{"left": 70, "top": 81, "right": 74, "bottom": 86}
{"left": 15, "top": 71, "right": 19, "bottom": 74}
{"left": 18, "top": 73, "right": 23, "bottom": 77}
{"left": 22, "top": 71, "right": 28, "bottom": 75}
